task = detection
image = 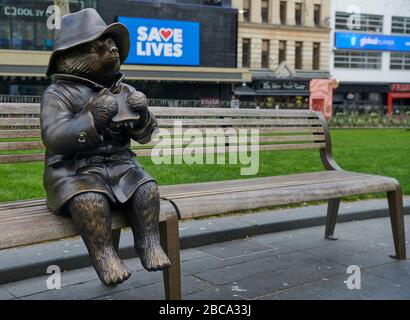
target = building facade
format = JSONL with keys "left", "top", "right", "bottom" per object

{"left": 330, "top": 0, "right": 410, "bottom": 115}
{"left": 0, "top": 0, "right": 250, "bottom": 103}
{"left": 231, "top": 0, "right": 331, "bottom": 109}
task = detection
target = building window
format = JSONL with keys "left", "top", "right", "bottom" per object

{"left": 262, "top": 39, "right": 270, "bottom": 68}
{"left": 335, "top": 12, "right": 383, "bottom": 32}
{"left": 11, "top": 18, "right": 35, "bottom": 50}
{"left": 279, "top": 40, "right": 287, "bottom": 64}
{"left": 243, "top": 0, "right": 251, "bottom": 22}
{"left": 0, "top": 0, "right": 97, "bottom": 50}
{"left": 390, "top": 52, "right": 410, "bottom": 70}
{"left": 334, "top": 50, "right": 382, "bottom": 69}
{"left": 295, "top": 2, "right": 302, "bottom": 26}
{"left": 314, "top": 4, "right": 321, "bottom": 27}
{"left": 312, "top": 42, "right": 320, "bottom": 70}
{"left": 392, "top": 16, "right": 410, "bottom": 34}
{"left": 295, "top": 41, "right": 303, "bottom": 69}
{"left": 0, "top": 17, "right": 11, "bottom": 48}
{"left": 261, "top": 0, "right": 269, "bottom": 23}
{"left": 280, "top": 1, "right": 287, "bottom": 25}
{"left": 242, "top": 38, "right": 251, "bottom": 68}
{"left": 35, "top": 20, "right": 53, "bottom": 50}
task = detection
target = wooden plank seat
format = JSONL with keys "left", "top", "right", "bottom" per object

{"left": 0, "top": 103, "right": 406, "bottom": 300}
{"left": 160, "top": 171, "right": 401, "bottom": 219}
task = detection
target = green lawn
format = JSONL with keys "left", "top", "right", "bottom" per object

{"left": 0, "top": 129, "right": 409, "bottom": 202}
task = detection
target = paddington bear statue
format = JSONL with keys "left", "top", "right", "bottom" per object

{"left": 40, "top": 8, "right": 170, "bottom": 285}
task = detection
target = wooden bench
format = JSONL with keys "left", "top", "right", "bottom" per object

{"left": 0, "top": 104, "right": 406, "bottom": 300}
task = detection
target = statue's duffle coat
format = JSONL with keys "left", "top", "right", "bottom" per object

{"left": 40, "top": 73, "right": 156, "bottom": 214}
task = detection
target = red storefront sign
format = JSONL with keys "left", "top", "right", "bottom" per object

{"left": 391, "top": 84, "right": 410, "bottom": 92}
{"left": 388, "top": 83, "right": 410, "bottom": 115}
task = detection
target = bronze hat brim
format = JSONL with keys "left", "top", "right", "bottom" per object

{"left": 46, "top": 22, "right": 130, "bottom": 77}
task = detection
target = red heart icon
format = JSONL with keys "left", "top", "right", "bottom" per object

{"left": 160, "top": 28, "right": 173, "bottom": 42}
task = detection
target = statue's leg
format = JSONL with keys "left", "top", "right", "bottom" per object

{"left": 68, "top": 192, "right": 131, "bottom": 285}
{"left": 125, "top": 181, "right": 171, "bottom": 271}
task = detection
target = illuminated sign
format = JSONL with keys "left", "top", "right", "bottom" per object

{"left": 118, "top": 17, "right": 200, "bottom": 66}
{"left": 335, "top": 32, "right": 410, "bottom": 52}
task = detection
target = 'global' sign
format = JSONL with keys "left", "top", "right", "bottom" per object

{"left": 118, "top": 17, "right": 200, "bottom": 66}
{"left": 335, "top": 32, "right": 410, "bottom": 52}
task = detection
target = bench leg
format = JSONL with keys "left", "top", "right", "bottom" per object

{"left": 325, "top": 198, "right": 341, "bottom": 240}
{"left": 159, "top": 212, "right": 181, "bottom": 300}
{"left": 112, "top": 228, "right": 121, "bottom": 253}
{"left": 387, "top": 189, "right": 407, "bottom": 260}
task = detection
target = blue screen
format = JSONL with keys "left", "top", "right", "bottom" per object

{"left": 335, "top": 32, "right": 410, "bottom": 52}
{"left": 118, "top": 17, "right": 200, "bottom": 66}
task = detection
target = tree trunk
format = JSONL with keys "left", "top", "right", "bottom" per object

{"left": 53, "top": 0, "right": 70, "bottom": 16}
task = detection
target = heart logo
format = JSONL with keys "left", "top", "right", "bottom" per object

{"left": 160, "top": 28, "right": 173, "bottom": 42}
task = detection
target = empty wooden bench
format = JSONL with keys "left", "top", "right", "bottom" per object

{"left": 0, "top": 104, "right": 406, "bottom": 300}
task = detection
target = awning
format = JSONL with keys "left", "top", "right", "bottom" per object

{"left": 0, "top": 49, "right": 251, "bottom": 83}
{"left": 234, "top": 90, "right": 309, "bottom": 96}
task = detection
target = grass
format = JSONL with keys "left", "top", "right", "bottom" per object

{"left": 0, "top": 128, "right": 409, "bottom": 203}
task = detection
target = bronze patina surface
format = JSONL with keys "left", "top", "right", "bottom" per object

{"left": 41, "top": 8, "right": 170, "bottom": 285}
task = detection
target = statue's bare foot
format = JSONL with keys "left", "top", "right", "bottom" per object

{"left": 138, "top": 243, "right": 171, "bottom": 271}
{"left": 92, "top": 247, "right": 131, "bottom": 286}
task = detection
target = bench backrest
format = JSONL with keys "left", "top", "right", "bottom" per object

{"left": 0, "top": 103, "right": 335, "bottom": 169}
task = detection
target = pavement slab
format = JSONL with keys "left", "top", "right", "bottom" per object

{"left": 0, "top": 209, "right": 409, "bottom": 300}
{"left": 257, "top": 272, "right": 409, "bottom": 300}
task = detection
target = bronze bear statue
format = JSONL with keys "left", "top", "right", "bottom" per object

{"left": 40, "top": 9, "right": 170, "bottom": 285}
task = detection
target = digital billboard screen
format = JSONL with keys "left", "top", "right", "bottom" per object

{"left": 335, "top": 32, "right": 410, "bottom": 52}
{"left": 118, "top": 17, "right": 200, "bottom": 66}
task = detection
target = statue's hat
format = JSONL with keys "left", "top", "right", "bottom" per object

{"left": 46, "top": 8, "right": 130, "bottom": 76}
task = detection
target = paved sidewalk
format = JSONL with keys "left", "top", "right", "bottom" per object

{"left": 1, "top": 197, "right": 409, "bottom": 285}
{"left": 1, "top": 215, "right": 409, "bottom": 300}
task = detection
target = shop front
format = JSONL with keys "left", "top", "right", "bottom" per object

{"left": 388, "top": 84, "right": 410, "bottom": 115}
{"left": 234, "top": 78, "right": 310, "bottom": 109}
{"left": 333, "top": 83, "right": 390, "bottom": 115}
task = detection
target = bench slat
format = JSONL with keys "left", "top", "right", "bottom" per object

{"left": 169, "top": 176, "right": 399, "bottom": 219}
{"left": 0, "top": 130, "right": 41, "bottom": 139}
{"left": 158, "top": 171, "right": 378, "bottom": 197}
{"left": 0, "top": 128, "right": 324, "bottom": 142}
{"left": 136, "top": 143, "right": 325, "bottom": 157}
{"left": 0, "top": 118, "right": 322, "bottom": 128}
{"left": 0, "top": 135, "right": 326, "bottom": 151}
{"left": 0, "top": 142, "right": 326, "bottom": 163}
{"left": 158, "top": 118, "right": 321, "bottom": 127}
{"left": 0, "top": 104, "right": 40, "bottom": 114}
{"left": 0, "top": 154, "right": 44, "bottom": 163}
{"left": 0, "top": 104, "right": 318, "bottom": 118}
{"left": 0, "top": 200, "right": 175, "bottom": 250}
{"left": 135, "top": 135, "right": 325, "bottom": 147}
{"left": 0, "top": 141, "right": 44, "bottom": 151}
{"left": 151, "top": 107, "right": 318, "bottom": 118}
{"left": 0, "top": 118, "right": 39, "bottom": 127}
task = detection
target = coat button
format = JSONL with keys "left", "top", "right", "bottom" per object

{"left": 78, "top": 132, "right": 87, "bottom": 143}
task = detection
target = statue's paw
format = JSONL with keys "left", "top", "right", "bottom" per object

{"left": 138, "top": 243, "right": 171, "bottom": 272}
{"left": 93, "top": 247, "right": 131, "bottom": 286}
